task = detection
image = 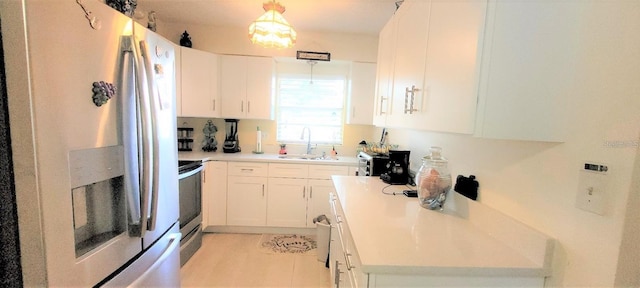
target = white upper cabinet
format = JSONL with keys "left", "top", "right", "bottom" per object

{"left": 180, "top": 47, "right": 220, "bottom": 118}
{"left": 412, "top": 0, "right": 487, "bottom": 134}
{"left": 374, "top": 0, "right": 487, "bottom": 134}
{"left": 375, "top": 0, "right": 569, "bottom": 141}
{"left": 220, "top": 55, "right": 274, "bottom": 120}
{"left": 385, "top": 0, "right": 431, "bottom": 128}
{"left": 474, "top": 1, "right": 573, "bottom": 142}
{"left": 347, "top": 62, "right": 376, "bottom": 125}
{"left": 373, "top": 16, "right": 398, "bottom": 127}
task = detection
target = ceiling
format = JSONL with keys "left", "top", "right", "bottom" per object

{"left": 135, "top": 0, "right": 400, "bottom": 36}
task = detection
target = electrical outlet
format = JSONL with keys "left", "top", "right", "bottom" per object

{"left": 575, "top": 163, "right": 608, "bottom": 215}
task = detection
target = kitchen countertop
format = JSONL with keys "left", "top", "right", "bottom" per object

{"left": 178, "top": 151, "right": 359, "bottom": 166}
{"left": 331, "top": 176, "right": 554, "bottom": 277}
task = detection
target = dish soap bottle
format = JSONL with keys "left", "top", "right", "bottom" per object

{"left": 416, "top": 147, "right": 452, "bottom": 210}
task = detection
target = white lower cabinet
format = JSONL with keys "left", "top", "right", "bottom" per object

{"left": 266, "top": 164, "right": 348, "bottom": 228}
{"left": 211, "top": 162, "right": 350, "bottom": 229}
{"left": 267, "top": 177, "right": 308, "bottom": 227}
{"left": 226, "top": 162, "right": 268, "bottom": 226}
{"left": 227, "top": 176, "right": 267, "bottom": 226}
{"left": 202, "top": 161, "right": 227, "bottom": 227}
{"left": 306, "top": 179, "right": 335, "bottom": 227}
{"left": 330, "top": 194, "right": 368, "bottom": 288}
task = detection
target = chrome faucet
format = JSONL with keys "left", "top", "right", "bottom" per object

{"left": 300, "top": 126, "right": 312, "bottom": 155}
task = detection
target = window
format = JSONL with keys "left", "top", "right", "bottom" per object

{"left": 276, "top": 75, "right": 346, "bottom": 145}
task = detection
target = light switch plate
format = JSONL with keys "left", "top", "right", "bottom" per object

{"left": 575, "top": 163, "right": 608, "bottom": 215}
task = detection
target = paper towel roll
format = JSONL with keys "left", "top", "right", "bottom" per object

{"left": 256, "top": 130, "right": 262, "bottom": 152}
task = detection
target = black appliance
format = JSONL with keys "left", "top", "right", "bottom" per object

{"left": 357, "top": 151, "right": 389, "bottom": 176}
{"left": 380, "top": 150, "right": 411, "bottom": 185}
{"left": 223, "top": 119, "right": 241, "bottom": 153}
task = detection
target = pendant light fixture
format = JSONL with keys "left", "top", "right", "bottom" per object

{"left": 248, "top": 0, "right": 297, "bottom": 49}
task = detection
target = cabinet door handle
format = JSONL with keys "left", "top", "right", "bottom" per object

{"left": 344, "top": 251, "right": 355, "bottom": 270}
{"left": 310, "top": 187, "right": 313, "bottom": 198}
{"left": 404, "top": 85, "right": 419, "bottom": 114}
{"left": 262, "top": 184, "right": 265, "bottom": 197}
{"left": 334, "top": 261, "right": 342, "bottom": 287}
{"left": 212, "top": 99, "right": 216, "bottom": 111}
{"left": 303, "top": 186, "right": 306, "bottom": 198}
{"left": 241, "top": 100, "right": 244, "bottom": 112}
{"left": 379, "top": 96, "right": 387, "bottom": 115}
{"left": 248, "top": 101, "right": 251, "bottom": 113}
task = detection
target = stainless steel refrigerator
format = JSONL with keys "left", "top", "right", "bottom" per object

{"left": 2, "top": 0, "right": 180, "bottom": 286}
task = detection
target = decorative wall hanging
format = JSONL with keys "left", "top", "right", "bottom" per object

{"left": 106, "top": 0, "right": 137, "bottom": 17}
{"left": 91, "top": 81, "right": 116, "bottom": 107}
{"left": 180, "top": 31, "right": 192, "bottom": 48}
{"left": 296, "top": 51, "right": 331, "bottom": 62}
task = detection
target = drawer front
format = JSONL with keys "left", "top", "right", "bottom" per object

{"left": 268, "top": 163, "right": 309, "bottom": 178}
{"left": 308, "top": 165, "right": 349, "bottom": 179}
{"left": 227, "top": 162, "right": 269, "bottom": 177}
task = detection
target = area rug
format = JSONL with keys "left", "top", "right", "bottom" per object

{"left": 258, "top": 234, "right": 317, "bottom": 255}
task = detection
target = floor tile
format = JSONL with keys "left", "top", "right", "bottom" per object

{"left": 180, "top": 233, "right": 331, "bottom": 288}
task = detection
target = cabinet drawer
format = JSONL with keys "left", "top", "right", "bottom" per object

{"left": 308, "top": 165, "right": 349, "bottom": 179}
{"left": 269, "top": 163, "right": 309, "bottom": 178}
{"left": 227, "top": 162, "right": 268, "bottom": 177}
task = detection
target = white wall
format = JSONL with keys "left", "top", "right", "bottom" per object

{"left": 153, "top": 20, "right": 379, "bottom": 63}
{"left": 383, "top": 1, "right": 640, "bottom": 287}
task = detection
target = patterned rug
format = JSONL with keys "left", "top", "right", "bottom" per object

{"left": 258, "top": 234, "right": 317, "bottom": 255}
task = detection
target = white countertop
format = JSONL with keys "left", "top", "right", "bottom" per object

{"left": 179, "top": 151, "right": 359, "bottom": 166}
{"left": 331, "top": 176, "right": 554, "bottom": 277}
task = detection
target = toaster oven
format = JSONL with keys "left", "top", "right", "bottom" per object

{"left": 357, "top": 151, "right": 389, "bottom": 176}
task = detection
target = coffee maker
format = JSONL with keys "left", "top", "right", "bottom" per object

{"left": 380, "top": 150, "right": 410, "bottom": 185}
{"left": 223, "top": 119, "right": 241, "bottom": 153}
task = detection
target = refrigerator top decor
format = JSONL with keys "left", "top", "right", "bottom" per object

{"left": 106, "top": 0, "right": 137, "bottom": 17}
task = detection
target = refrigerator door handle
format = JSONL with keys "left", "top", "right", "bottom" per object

{"left": 139, "top": 39, "right": 160, "bottom": 232}
{"left": 132, "top": 36, "right": 153, "bottom": 236}
{"left": 128, "top": 233, "right": 181, "bottom": 287}
{"left": 120, "top": 36, "right": 143, "bottom": 236}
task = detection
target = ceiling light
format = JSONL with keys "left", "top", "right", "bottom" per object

{"left": 248, "top": 0, "right": 296, "bottom": 49}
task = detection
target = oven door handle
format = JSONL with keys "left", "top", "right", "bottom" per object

{"left": 179, "top": 165, "right": 204, "bottom": 180}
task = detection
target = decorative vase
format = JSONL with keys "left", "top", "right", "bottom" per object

{"left": 180, "top": 31, "right": 192, "bottom": 48}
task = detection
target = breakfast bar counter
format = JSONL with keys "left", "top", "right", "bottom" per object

{"left": 329, "top": 176, "right": 554, "bottom": 287}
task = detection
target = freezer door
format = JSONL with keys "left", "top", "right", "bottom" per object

{"left": 102, "top": 224, "right": 181, "bottom": 287}
{"left": 132, "top": 22, "right": 180, "bottom": 249}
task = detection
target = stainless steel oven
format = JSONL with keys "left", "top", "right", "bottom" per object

{"left": 178, "top": 160, "right": 204, "bottom": 266}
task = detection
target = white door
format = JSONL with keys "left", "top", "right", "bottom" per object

{"left": 205, "top": 161, "right": 228, "bottom": 226}
{"left": 267, "top": 178, "right": 308, "bottom": 227}
{"left": 308, "top": 179, "right": 336, "bottom": 227}
{"left": 180, "top": 48, "right": 218, "bottom": 117}
{"left": 220, "top": 55, "right": 247, "bottom": 119}
{"left": 246, "top": 56, "right": 274, "bottom": 119}
{"left": 227, "top": 176, "right": 267, "bottom": 226}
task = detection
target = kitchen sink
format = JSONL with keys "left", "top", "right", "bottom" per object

{"left": 277, "top": 154, "right": 339, "bottom": 161}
